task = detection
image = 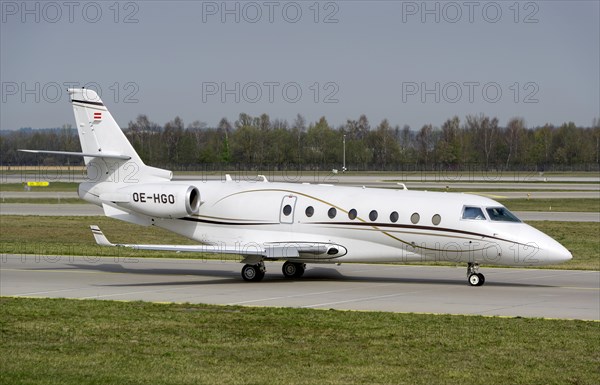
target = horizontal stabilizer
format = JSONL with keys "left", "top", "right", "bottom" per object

{"left": 19, "top": 149, "right": 131, "bottom": 160}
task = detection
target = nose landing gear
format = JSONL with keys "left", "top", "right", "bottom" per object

{"left": 467, "top": 263, "right": 485, "bottom": 286}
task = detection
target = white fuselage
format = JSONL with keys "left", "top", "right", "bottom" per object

{"left": 81, "top": 179, "right": 572, "bottom": 267}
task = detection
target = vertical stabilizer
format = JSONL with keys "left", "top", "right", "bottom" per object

{"left": 68, "top": 88, "right": 171, "bottom": 182}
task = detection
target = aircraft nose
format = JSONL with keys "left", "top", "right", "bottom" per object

{"left": 547, "top": 241, "right": 572, "bottom": 263}
{"left": 515, "top": 224, "right": 572, "bottom": 265}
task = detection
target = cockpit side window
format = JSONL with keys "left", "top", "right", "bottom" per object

{"left": 486, "top": 207, "right": 521, "bottom": 222}
{"left": 462, "top": 206, "right": 486, "bottom": 220}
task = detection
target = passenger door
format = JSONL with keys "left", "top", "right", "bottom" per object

{"left": 279, "top": 195, "right": 297, "bottom": 224}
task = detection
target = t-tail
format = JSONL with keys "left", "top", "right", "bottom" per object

{"left": 20, "top": 88, "right": 171, "bottom": 183}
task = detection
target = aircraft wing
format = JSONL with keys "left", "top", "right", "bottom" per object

{"left": 90, "top": 226, "right": 346, "bottom": 260}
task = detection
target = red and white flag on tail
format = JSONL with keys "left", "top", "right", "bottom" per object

{"left": 93, "top": 112, "right": 102, "bottom": 121}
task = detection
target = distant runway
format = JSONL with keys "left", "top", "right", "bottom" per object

{"left": 1, "top": 203, "right": 597, "bottom": 221}
{"left": 1, "top": 255, "right": 598, "bottom": 320}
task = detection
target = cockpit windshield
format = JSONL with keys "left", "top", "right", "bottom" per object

{"left": 486, "top": 207, "right": 521, "bottom": 222}
{"left": 462, "top": 206, "right": 486, "bottom": 220}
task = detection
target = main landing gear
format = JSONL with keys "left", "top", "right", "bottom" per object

{"left": 241, "top": 261, "right": 307, "bottom": 282}
{"left": 241, "top": 262, "right": 266, "bottom": 282}
{"left": 467, "top": 263, "right": 485, "bottom": 287}
{"left": 282, "top": 261, "right": 306, "bottom": 279}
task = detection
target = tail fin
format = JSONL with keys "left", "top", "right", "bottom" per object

{"left": 68, "top": 88, "right": 171, "bottom": 182}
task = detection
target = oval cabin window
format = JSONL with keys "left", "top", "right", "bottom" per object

{"left": 305, "top": 206, "right": 314, "bottom": 217}
{"left": 348, "top": 209, "right": 357, "bottom": 220}
{"left": 369, "top": 210, "right": 378, "bottom": 221}
{"left": 411, "top": 213, "right": 420, "bottom": 224}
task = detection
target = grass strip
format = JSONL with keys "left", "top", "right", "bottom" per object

{"left": 1, "top": 297, "right": 598, "bottom": 385}
{"left": 0, "top": 198, "right": 85, "bottom": 204}
{"left": 500, "top": 198, "right": 600, "bottom": 212}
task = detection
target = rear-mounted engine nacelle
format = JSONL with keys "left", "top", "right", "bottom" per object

{"left": 108, "top": 184, "right": 201, "bottom": 219}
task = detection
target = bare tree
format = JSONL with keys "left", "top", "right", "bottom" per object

{"left": 505, "top": 117, "right": 525, "bottom": 168}
{"left": 416, "top": 124, "right": 434, "bottom": 168}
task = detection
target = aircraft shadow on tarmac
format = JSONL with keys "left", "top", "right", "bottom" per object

{"left": 57, "top": 263, "right": 553, "bottom": 289}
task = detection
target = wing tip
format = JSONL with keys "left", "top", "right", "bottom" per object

{"left": 90, "top": 225, "right": 114, "bottom": 247}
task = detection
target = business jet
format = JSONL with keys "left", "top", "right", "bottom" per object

{"left": 21, "top": 88, "right": 572, "bottom": 286}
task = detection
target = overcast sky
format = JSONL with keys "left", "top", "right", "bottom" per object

{"left": 1, "top": 1, "right": 598, "bottom": 130}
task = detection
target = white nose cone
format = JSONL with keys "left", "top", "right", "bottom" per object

{"left": 516, "top": 224, "right": 573, "bottom": 265}
{"left": 545, "top": 239, "right": 573, "bottom": 264}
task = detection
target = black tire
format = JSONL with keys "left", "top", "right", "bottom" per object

{"left": 282, "top": 261, "right": 305, "bottom": 279}
{"left": 242, "top": 264, "right": 264, "bottom": 282}
{"left": 477, "top": 273, "right": 485, "bottom": 286}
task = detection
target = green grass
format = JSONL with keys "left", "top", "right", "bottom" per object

{"left": 0, "top": 216, "right": 597, "bottom": 270}
{"left": 500, "top": 198, "right": 600, "bottom": 212}
{"left": 1, "top": 297, "right": 598, "bottom": 385}
{"left": 0, "top": 198, "right": 85, "bottom": 204}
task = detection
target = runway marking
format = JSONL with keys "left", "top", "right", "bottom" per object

{"left": 301, "top": 290, "right": 427, "bottom": 309}
{"left": 12, "top": 288, "right": 86, "bottom": 296}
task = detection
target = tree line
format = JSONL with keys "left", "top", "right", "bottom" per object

{"left": 2, "top": 113, "right": 599, "bottom": 171}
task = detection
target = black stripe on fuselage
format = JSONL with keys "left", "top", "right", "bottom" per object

{"left": 180, "top": 217, "right": 276, "bottom": 226}
{"left": 71, "top": 99, "right": 104, "bottom": 107}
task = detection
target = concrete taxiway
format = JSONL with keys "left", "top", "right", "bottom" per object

{"left": 1, "top": 255, "right": 598, "bottom": 320}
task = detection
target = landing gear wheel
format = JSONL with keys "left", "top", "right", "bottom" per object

{"left": 468, "top": 273, "right": 481, "bottom": 286}
{"left": 241, "top": 263, "right": 265, "bottom": 282}
{"left": 282, "top": 261, "right": 306, "bottom": 279}
{"left": 476, "top": 273, "right": 485, "bottom": 286}
{"left": 466, "top": 263, "right": 485, "bottom": 286}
